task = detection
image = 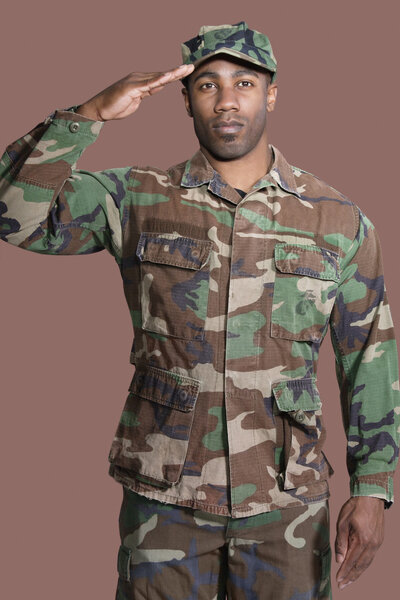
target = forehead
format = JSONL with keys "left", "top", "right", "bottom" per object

{"left": 191, "top": 54, "right": 267, "bottom": 80}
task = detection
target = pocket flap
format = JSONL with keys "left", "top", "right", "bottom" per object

{"left": 136, "top": 232, "right": 212, "bottom": 269}
{"left": 274, "top": 243, "right": 340, "bottom": 282}
{"left": 272, "top": 378, "right": 322, "bottom": 412}
{"left": 129, "top": 364, "right": 201, "bottom": 412}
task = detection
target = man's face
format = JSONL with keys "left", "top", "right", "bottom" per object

{"left": 182, "top": 55, "right": 277, "bottom": 162}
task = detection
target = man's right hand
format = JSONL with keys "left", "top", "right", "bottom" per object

{"left": 75, "top": 64, "right": 194, "bottom": 122}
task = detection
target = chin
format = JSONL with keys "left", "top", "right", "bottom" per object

{"left": 212, "top": 148, "right": 248, "bottom": 161}
{"left": 206, "top": 141, "right": 248, "bottom": 161}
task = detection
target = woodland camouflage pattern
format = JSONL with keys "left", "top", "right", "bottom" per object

{"left": 0, "top": 108, "right": 399, "bottom": 518}
{"left": 181, "top": 21, "right": 278, "bottom": 82}
{"left": 116, "top": 488, "right": 332, "bottom": 599}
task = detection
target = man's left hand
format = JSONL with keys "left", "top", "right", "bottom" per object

{"left": 335, "top": 496, "right": 384, "bottom": 590}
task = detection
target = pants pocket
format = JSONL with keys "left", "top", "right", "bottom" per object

{"left": 319, "top": 542, "right": 332, "bottom": 599}
{"left": 117, "top": 544, "right": 132, "bottom": 583}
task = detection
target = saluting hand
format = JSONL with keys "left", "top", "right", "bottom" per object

{"left": 75, "top": 64, "right": 194, "bottom": 122}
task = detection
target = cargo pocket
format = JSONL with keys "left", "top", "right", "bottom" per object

{"left": 272, "top": 378, "right": 334, "bottom": 490}
{"left": 108, "top": 364, "right": 201, "bottom": 486}
{"left": 271, "top": 243, "right": 340, "bottom": 342}
{"left": 318, "top": 542, "right": 332, "bottom": 599}
{"left": 117, "top": 544, "right": 132, "bottom": 583}
{"left": 136, "top": 232, "right": 213, "bottom": 340}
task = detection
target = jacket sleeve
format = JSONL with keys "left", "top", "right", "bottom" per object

{"left": 0, "top": 107, "right": 132, "bottom": 263}
{"left": 329, "top": 205, "right": 400, "bottom": 509}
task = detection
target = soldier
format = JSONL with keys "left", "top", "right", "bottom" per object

{"left": 1, "top": 21, "right": 399, "bottom": 600}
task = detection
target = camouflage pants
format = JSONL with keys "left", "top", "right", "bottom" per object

{"left": 116, "top": 487, "right": 332, "bottom": 600}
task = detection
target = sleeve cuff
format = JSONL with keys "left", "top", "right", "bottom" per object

{"left": 43, "top": 106, "right": 104, "bottom": 140}
{"left": 350, "top": 473, "right": 395, "bottom": 509}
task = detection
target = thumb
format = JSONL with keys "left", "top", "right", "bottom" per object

{"left": 336, "top": 551, "right": 345, "bottom": 565}
{"left": 335, "top": 517, "right": 349, "bottom": 564}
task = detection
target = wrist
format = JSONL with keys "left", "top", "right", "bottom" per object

{"left": 75, "top": 102, "right": 103, "bottom": 122}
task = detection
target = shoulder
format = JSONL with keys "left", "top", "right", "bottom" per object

{"left": 291, "top": 162, "right": 364, "bottom": 240}
{"left": 291, "top": 163, "right": 352, "bottom": 205}
{"left": 293, "top": 163, "right": 378, "bottom": 233}
{"left": 127, "top": 161, "right": 187, "bottom": 189}
{"left": 272, "top": 144, "right": 358, "bottom": 219}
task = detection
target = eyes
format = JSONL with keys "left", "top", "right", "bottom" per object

{"left": 198, "top": 80, "right": 255, "bottom": 91}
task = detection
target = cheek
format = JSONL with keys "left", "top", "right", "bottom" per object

{"left": 191, "top": 102, "right": 209, "bottom": 122}
{"left": 250, "top": 102, "right": 268, "bottom": 130}
{"left": 191, "top": 106, "right": 212, "bottom": 134}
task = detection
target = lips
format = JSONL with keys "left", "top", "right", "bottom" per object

{"left": 212, "top": 120, "right": 244, "bottom": 134}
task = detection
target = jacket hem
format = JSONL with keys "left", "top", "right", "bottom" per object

{"left": 109, "top": 466, "right": 331, "bottom": 518}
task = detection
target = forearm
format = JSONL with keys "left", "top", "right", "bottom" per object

{"left": 0, "top": 108, "right": 104, "bottom": 251}
{"left": 330, "top": 208, "right": 400, "bottom": 508}
{"left": 0, "top": 108, "right": 133, "bottom": 259}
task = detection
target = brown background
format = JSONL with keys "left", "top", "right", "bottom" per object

{"left": 1, "top": 1, "right": 399, "bottom": 598}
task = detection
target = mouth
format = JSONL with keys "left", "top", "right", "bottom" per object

{"left": 212, "top": 120, "right": 244, "bottom": 134}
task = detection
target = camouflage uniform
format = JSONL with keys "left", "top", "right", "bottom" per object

{"left": 0, "top": 20, "right": 399, "bottom": 600}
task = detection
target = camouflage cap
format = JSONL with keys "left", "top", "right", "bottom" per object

{"left": 181, "top": 21, "right": 277, "bottom": 83}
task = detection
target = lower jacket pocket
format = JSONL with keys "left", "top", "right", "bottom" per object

{"left": 272, "top": 377, "right": 334, "bottom": 490}
{"left": 108, "top": 364, "right": 201, "bottom": 486}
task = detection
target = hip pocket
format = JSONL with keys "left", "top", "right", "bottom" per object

{"left": 272, "top": 378, "right": 334, "bottom": 490}
{"left": 318, "top": 542, "right": 332, "bottom": 599}
{"left": 136, "top": 232, "right": 212, "bottom": 340}
{"left": 108, "top": 364, "right": 201, "bottom": 486}
{"left": 271, "top": 243, "right": 340, "bottom": 343}
{"left": 117, "top": 544, "right": 132, "bottom": 582}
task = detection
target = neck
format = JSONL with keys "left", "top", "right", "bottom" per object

{"left": 200, "top": 137, "right": 273, "bottom": 193}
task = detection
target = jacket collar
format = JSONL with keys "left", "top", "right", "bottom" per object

{"left": 179, "top": 144, "right": 299, "bottom": 204}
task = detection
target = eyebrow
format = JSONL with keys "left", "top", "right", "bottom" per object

{"left": 193, "top": 69, "right": 260, "bottom": 84}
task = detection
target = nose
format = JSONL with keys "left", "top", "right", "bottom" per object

{"left": 214, "top": 85, "right": 239, "bottom": 113}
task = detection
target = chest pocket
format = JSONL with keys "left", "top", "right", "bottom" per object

{"left": 136, "top": 232, "right": 213, "bottom": 340}
{"left": 271, "top": 243, "right": 340, "bottom": 343}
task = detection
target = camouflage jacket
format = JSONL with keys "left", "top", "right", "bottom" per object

{"left": 1, "top": 108, "right": 399, "bottom": 517}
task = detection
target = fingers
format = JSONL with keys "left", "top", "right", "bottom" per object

{"left": 163, "top": 63, "right": 195, "bottom": 81}
{"left": 87, "top": 64, "right": 195, "bottom": 121}
{"left": 335, "top": 497, "right": 384, "bottom": 590}
{"left": 140, "top": 64, "right": 194, "bottom": 93}
{"left": 335, "top": 506, "right": 350, "bottom": 565}
{"left": 336, "top": 532, "right": 380, "bottom": 589}
{"left": 336, "top": 530, "right": 361, "bottom": 588}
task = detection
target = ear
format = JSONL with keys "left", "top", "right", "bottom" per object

{"left": 181, "top": 87, "right": 193, "bottom": 117}
{"left": 266, "top": 83, "right": 278, "bottom": 113}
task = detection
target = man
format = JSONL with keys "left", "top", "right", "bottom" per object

{"left": 0, "top": 21, "right": 398, "bottom": 600}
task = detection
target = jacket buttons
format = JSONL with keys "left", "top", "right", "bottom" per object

{"left": 69, "top": 122, "right": 80, "bottom": 133}
{"left": 295, "top": 410, "right": 305, "bottom": 423}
